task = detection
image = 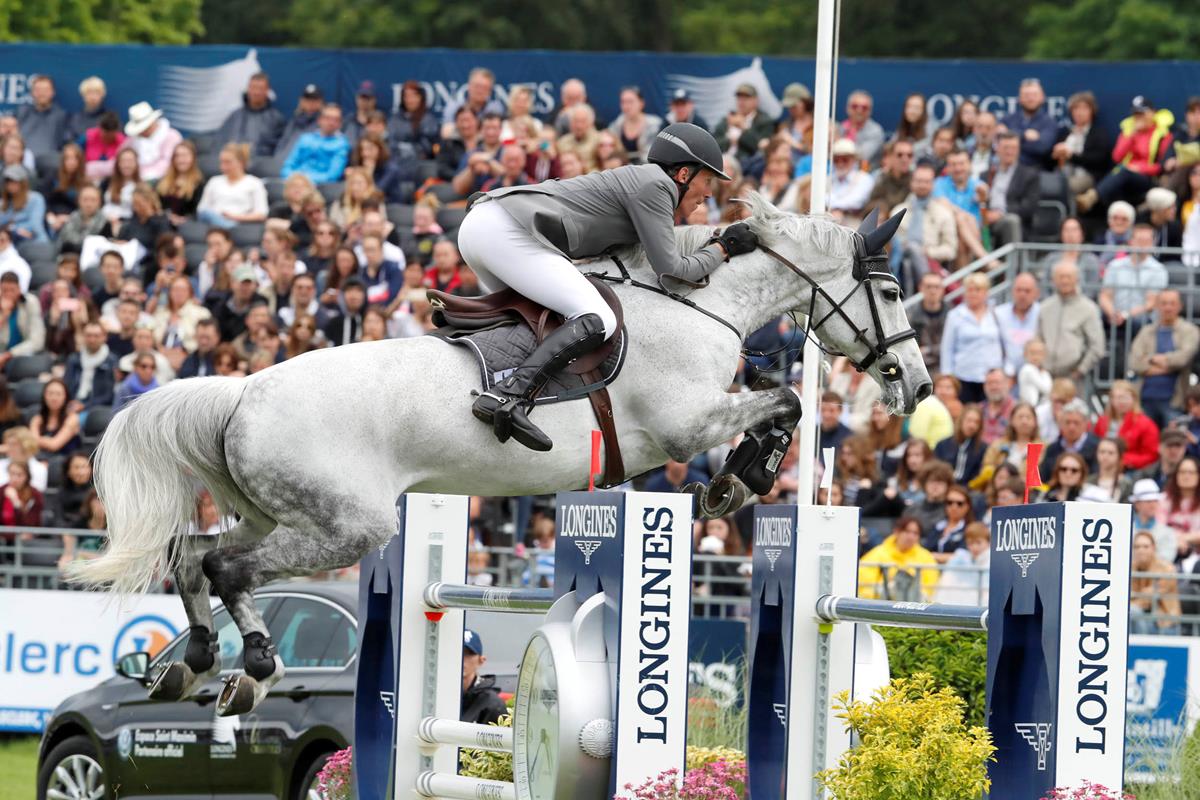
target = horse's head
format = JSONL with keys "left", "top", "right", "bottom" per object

{"left": 744, "top": 194, "right": 932, "bottom": 415}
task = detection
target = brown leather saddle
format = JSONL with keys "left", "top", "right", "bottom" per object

{"left": 427, "top": 277, "right": 626, "bottom": 486}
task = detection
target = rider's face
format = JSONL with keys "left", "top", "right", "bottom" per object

{"left": 677, "top": 168, "right": 716, "bottom": 221}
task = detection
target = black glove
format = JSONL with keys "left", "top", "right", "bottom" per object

{"left": 710, "top": 222, "right": 759, "bottom": 260}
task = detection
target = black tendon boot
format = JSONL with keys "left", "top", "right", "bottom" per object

{"left": 472, "top": 313, "right": 607, "bottom": 451}
{"left": 719, "top": 420, "right": 793, "bottom": 495}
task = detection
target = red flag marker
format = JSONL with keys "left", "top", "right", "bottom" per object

{"left": 1024, "top": 442, "right": 1044, "bottom": 504}
{"left": 588, "top": 430, "right": 602, "bottom": 492}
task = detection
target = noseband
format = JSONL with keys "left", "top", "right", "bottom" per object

{"left": 758, "top": 236, "right": 918, "bottom": 380}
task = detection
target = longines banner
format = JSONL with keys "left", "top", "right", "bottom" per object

{"left": 988, "top": 502, "right": 1132, "bottom": 798}
{"left": 0, "top": 44, "right": 1197, "bottom": 139}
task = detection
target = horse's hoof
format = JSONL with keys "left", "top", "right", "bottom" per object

{"left": 699, "top": 475, "right": 750, "bottom": 519}
{"left": 216, "top": 656, "right": 283, "bottom": 716}
{"left": 147, "top": 660, "right": 220, "bottom": 702}
{"left": 682, "top": 482, "right": 709, "bottom": 517}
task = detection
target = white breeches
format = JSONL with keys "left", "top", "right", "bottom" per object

{"left": 457, "top": 200, "right": 619, "bottom": 338}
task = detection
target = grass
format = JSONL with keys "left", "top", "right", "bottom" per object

{"left": 686, "top": 663, "right": 748, "bottom": 752}
{"left": 0, "top": 735, "right": 39, "bottom": 800}
{"left": 1124, "top": 718, "right": 1200, "bottom": 800}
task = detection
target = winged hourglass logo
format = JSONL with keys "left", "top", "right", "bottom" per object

{"left": 380, "top": 692, "right": 396, "bottom": 720}
{"left": 1015, "top": 722, "right": 1052, "bottom": 770}
{"left": 764, "top": 549, "right": 782, "bottom": 571}
{"left": 1011, "top": 552, "right": 1039, "bottom": 578}
{"left": 575, "top": 540, "right": 602, "bottom": 565}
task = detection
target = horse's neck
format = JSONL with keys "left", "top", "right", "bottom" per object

{"left": 593, "top": 234, "right": 832, "bottom": 341}
{"left": 690, "top": 248, "right": 819, "bottom": 339}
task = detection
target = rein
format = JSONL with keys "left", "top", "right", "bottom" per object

{"left": 586, "top": 255, "right": 744, "bottom": 341}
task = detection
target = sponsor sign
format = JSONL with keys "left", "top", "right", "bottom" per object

{"left": 0, "top": 589, "right": 190, "bottom": 732}
{"left": 1126, "top": 636, "right": 1200, "bottom": 781}
{"left": 988, "top": 503, "right": 1132, "bottom": 798}
{"left": 0, "top": 44, "right": 1195, "bottom": 143}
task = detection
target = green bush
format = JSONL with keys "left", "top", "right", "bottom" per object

{"left": 817, "top": 673, "right": 994, "bottom": 800}
{"left": 876, "top": 627, "right": 988, "bottom": 728}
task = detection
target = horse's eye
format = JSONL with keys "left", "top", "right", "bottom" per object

{"left": 882, "top": 287, "right": 900, "bottom": 302}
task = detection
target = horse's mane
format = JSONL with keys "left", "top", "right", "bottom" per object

{"left": 593, "top": 191, "right": 857, "bottom": 274}
{"left": 740, "top": 192, "right": 858, "bottom": 260}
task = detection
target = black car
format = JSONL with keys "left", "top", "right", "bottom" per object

{"left": 37, "top": 581, "right": 358, "bottom": 800}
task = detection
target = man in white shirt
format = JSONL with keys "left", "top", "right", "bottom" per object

{"left": 993, "top": 272, "right": 1041, "bottom": 375}
{"left": 1100, "top": 224, "right": 1168, "bottom": 330}
{"left": 276, "top": 272, "right": 330, "bottom": 333}
{"left": 828, "top": 138, "right": 876, "bottom": 223}
{"left": 353, "top": 208, "right": 405, "bottom": 267}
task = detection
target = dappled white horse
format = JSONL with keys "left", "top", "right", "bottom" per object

{"left": 69, "top": 194, "right": 930, "bottom": 715}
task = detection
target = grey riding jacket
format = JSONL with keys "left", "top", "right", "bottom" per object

{"left": 479, "top": 163, "right": 725, "bottom": 284}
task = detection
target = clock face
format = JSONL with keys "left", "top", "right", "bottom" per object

{"left": 514, "top": 634, "right": 560, "bottom": 800}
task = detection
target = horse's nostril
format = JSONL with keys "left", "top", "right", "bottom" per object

{"left": 915, "top": 381, "right": 933, "bottom": 402}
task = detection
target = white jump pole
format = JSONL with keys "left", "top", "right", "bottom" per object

{"left": 417, "top": 717, "right": 514, "bottom": 752}
{"left": 415, "top": 771, "right": 517, "bottom": 800}
{"left": 796, "top": 0, "right": 838, "bottom": 503}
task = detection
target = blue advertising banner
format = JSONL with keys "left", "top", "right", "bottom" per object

{"left": 688, "top": 618, "right": 747, "bottom": 710}
{"left": 0, "top": 43, "right": 1197, "bottom": 140}
{"left": 1126, "top": 637, "right": 1200, "bottom": 781}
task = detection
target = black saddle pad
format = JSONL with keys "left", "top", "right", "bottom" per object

{"left": 430, "top": 322, "right": 626, "bottom": 406}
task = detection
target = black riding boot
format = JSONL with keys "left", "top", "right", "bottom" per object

{"left": 472, "top": 313, "right": 608, "bottom": 451}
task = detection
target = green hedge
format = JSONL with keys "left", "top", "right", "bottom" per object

{"left": 876, "top": 628, "right": 988, "bottom": 728}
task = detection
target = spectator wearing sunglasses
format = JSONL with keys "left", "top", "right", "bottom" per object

{"left": 1032, "top": 451, "right": 1089, "bottom": 503}
{"left": 114, "top": 352, "right": 160, "bottom": 409}
{"left": 925, "top": 483, "right": 974, "bottom": 563}
{"left": 837, "top": 90, "right": 885, "bottom": 169}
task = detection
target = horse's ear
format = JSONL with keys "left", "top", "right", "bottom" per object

{"left": 856, "top": 209, "right": 880, "bottom": 237}
{"left": 741, "top": 191, "right": 782, "bottom": 241}
{"left": 861, "top": 209, "right": 906, "bottom": 255}
{"left": 742, "top": 190, "right": 778, "bottom": 221}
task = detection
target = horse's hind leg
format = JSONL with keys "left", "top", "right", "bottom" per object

{"left": 202, "top": 510, "right": 393, "bottom": 716}
{"left": 150, "top": 524, "right": 264, "bottom": 701}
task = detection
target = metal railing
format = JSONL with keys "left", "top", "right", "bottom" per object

{"left": 7, "top": 530, "right": 1195, "bottom": 633}
{"left": 905, "top": 242, "right": 1200, "bottom": 400}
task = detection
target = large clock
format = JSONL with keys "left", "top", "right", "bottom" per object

{"left": 513, "top": 592, "right": 613, "bottom": 800}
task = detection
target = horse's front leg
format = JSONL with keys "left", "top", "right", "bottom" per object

{"left": 661, "top": 386, "right": 803, "bottom": 518}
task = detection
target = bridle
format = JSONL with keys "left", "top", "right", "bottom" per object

{"left": 758, "top": 234, "right": 918, "bottom": 381}
{"left": 593, "top": 233, "right": 917, "bottom": 382}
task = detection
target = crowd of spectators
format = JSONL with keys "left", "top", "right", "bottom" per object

{"left": 0, "top": 66, "right": 1197, "bottom": 634}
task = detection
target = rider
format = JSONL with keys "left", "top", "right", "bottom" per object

{"left": 457, "top": 122, "right": 759, "bottom": 452}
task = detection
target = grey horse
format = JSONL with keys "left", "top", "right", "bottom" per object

{"left": 68, "top": 193, "right": 930, "bottom": 715}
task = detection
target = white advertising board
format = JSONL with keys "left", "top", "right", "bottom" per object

{"left": 0, "top": 588, "right": 190, "bottom": 731}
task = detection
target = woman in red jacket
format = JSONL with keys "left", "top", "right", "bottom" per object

{"left": 1093, "top": 380, "right": 1160, "bottom": 470}
{"left": 1085, "top": 96, "right": 1173, "bottom": 211}
{"left": 1, "top": 459, "right": 43, "bottom": 528}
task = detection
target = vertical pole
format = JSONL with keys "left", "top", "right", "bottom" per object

{"left": 797, "top": 0, "right": 838, "bottom": 504}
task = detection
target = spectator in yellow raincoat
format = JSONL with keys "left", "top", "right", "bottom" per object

{"left": 858, "top": 515, "right": 941, "bottom": 600}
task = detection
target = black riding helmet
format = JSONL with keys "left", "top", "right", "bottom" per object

{"left": 648, "top": 123, "right": 731, "bottom": 207}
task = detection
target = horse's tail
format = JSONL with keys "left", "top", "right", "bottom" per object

{"left": 66, "top": 377, "right": 249, "bottom": 594}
